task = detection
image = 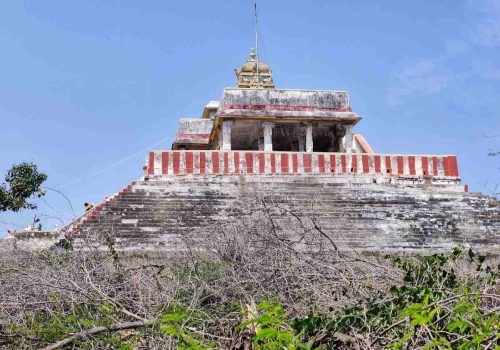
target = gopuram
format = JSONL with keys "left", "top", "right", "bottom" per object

{"left": 3, "top": 50, "right": 499, "bottom": 253}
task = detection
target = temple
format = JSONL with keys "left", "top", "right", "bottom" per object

{"left": 155, "top": 49, "right": 456, "bottom": 180}
{"left": 2, "top": 49, "right": 498, "bottom": 254}
{"left": 172, "top": 49, "right": 370, "bottom": 155}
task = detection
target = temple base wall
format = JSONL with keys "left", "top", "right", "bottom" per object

{"left": 64, "top": 174, "right": 498, "bottom": 254}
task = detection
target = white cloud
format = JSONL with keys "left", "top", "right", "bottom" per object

{"left": 388, "top": 0, "right": 500, "bottom": 106}
{"left": 388, "top": 60, "right": 448, "bottom": 106}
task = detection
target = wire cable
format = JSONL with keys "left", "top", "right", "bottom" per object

{"left": 55, "top": 135, "right": 171, "bottom": 190}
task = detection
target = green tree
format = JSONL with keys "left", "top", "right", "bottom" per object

{"left": 0, "top": 162, "right": 47, "bottom": 212}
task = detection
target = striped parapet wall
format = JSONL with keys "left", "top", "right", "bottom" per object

{"left": 145, "top": 151, "right": 460, "bottom": 180}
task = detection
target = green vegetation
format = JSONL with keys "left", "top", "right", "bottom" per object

{"left": 0, "top": 162, "right": 47, "bottom": 212}
{"left": 0, "top": 245, "right": 498, "bottom": 349}
{"left": 155, "top": 248, "right": 500, "bottom": 349}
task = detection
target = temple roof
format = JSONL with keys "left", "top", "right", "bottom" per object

{"left": 217, "top": 88, "right": 359, "bottom": 122}
{"left": 172, "top": 118, "right": 213, "bottom": 150}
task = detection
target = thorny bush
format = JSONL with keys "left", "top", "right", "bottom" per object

{"left": 0, "top": 205, "right": 498, "bottom": 349}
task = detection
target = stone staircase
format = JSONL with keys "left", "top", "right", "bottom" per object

{"left": 68, "top": 174, "right": 500, "bottom": 254}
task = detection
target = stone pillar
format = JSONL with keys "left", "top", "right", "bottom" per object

{"left": 258, "top": 135, "right": 264, "bottom": 151}
{"left": 298, "top": 132, "right": 305, "bottom": 152}
{"left": 262, "top": 122, "right": 274, "bottom": 152}
{"left": 333, "top": 124, "right": 346, "bottom": 152}
{"left": 344, "top": 124, "right": 354, "bottom": 152}
{"left": 336, "top": 136, "right": 344, "bottom": 152}
{"left": 305, "top": 123, "right": 313, "bottom": 152}
{"left": 221, "top": 120, "right": 233, "bottom": 151}
{"left": 258, "top": 125, "right": 264, "bottom": 151}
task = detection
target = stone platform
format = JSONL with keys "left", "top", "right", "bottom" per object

{"left": 65, "top": 166, "right": 498, "bottom": 254}
{"left": 0, "top": 230, "right": 64, "bottom": 251}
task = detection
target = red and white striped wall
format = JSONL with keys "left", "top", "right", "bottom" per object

{"left": 145, "top": 151, "right": 460, "bottom": 179}
{"left": 63, "top": 181, "right": 137, "bottom": 238}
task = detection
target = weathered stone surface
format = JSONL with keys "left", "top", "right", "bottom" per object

{"left": 0, "top": 231, "right": 64, "bottom": 251}
{"left": 218, "top": 88, "right": 358, "bottom": 120}
{"left": 174, "top": 119, "right": 214, "bottom": 147}
{"left": 67, "top": 175, "right": 499, "bottom": 254}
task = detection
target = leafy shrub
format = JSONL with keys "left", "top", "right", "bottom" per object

{"left": 292, "top": 247, "right": 499, "bottom": 349}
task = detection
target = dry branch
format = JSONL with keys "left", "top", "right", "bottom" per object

{"left": 40, "top": 320, "right": 153, "bottom": 350}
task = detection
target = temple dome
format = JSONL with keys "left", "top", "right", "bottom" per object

{"left": 235, "top": 48, "right": 275, "bottom": 89}
{"left": 240, "top": 60, "right": 271, "bottom": 73}
{"left": 240, "top": 50, "right": 271, "bottom": 73}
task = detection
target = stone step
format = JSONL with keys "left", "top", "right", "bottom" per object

{"left": 66, "top": 175, "right": 500, "bottom": 253}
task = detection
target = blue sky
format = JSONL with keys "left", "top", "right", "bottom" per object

{"left": 1, "top": 0, "right": 499, "bottom": 234}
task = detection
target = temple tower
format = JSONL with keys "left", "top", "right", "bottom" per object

{"left": 234, "top": 48, "right": 275, "bottom": 89}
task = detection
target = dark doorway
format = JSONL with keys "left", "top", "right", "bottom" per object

{"left": 272, "top": 124, "right": 300, "bottom": 151}
{"left": 231, "top": 122, "right": 260, "bottom": 150}
{"left": 313, "top": 126, "right": 334, "bottom": 152}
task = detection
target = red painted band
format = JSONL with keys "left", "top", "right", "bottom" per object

{"left": 258, "top": 153, "right": 265, "bottom": 173}
{"left": 385, "top": 156, "right": 392, "bottom": 174}
{"left": 173, "top": 152, "right": 180, "bottom": 175}
{"left": 362, "top": 155, "right": 369, "bottom": 173}
{"left": 330, "top": 154, "right": 336, "bottom": 173}
{"left": 246, "top": 152, "right": 254, "bottom": 174}
{"left": 234, "top": 152, "right": 240, "bottom": 174}
{"left": 318, "top": 154, "right": 325, "bottom": 173}
{"left": 374, "top": 155, "right": 381, "bottom": 173}
{"left": 161, "top": 152, "right": 169, "bottom": 175}
{"left": 212, "top": 152, "right": 219, "bottom": 174}
{"left": 185, "top": 152, "right": 194, "bottom": 174}
{"left": 148, "top": 152, "right": 155, "bottom": 175}
{"left": 448, "top": 156, "right": 459, "bottom": 177}
{"left": 292, "top": 154, "right": 299, "bottom": 173}
{"left": 303, "top": 154, "right": 312, "bottom": 173}
{"left": 281, "top": 153, "right": 289, "bottom": 173}
{"left": 270, "top": 153, "right": 276, "bottom": 173}
{"left": 443, "top": 157, "right": 450, "bottom": 176}
{"left": 421, "top": 156, "right": 429, "bottom": 176}
{"left": 408, "top": 156, "right": 416, "bottom": 176}
{"left": 199, "top": 152, "right": 206, "bottom": 174}
{"left": 397, "top": 156, "right": 404, "bottom": 175}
